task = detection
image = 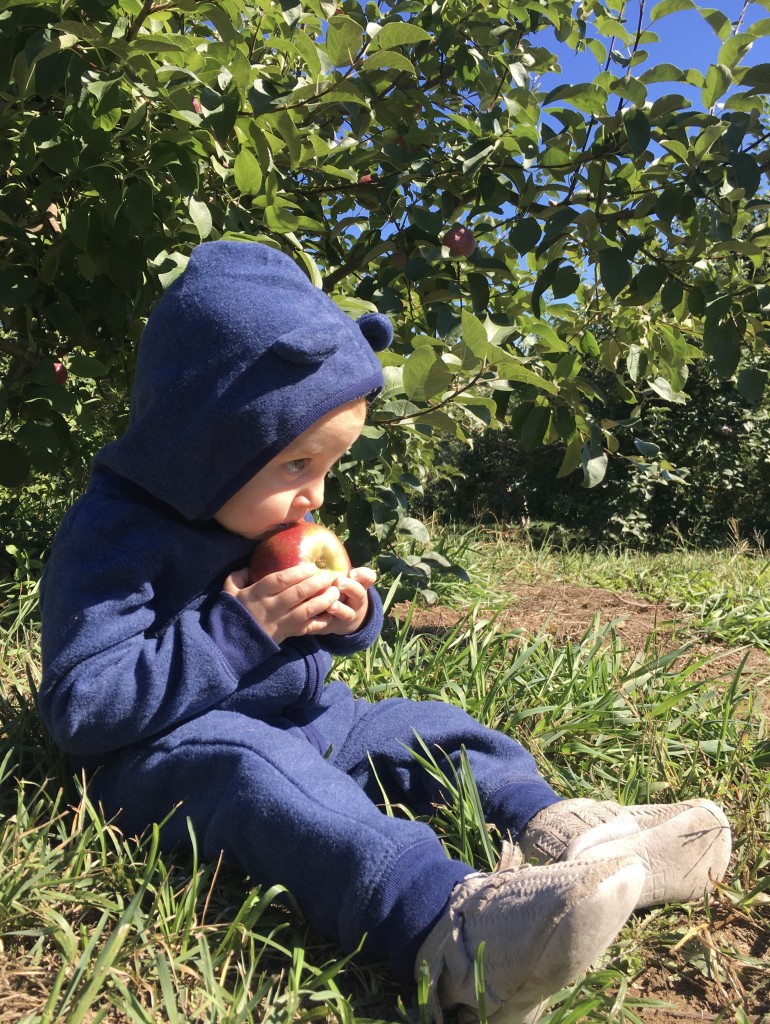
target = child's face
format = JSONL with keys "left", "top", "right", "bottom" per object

{"left": 214, "top": 400, "right": 367, "bottom": 541}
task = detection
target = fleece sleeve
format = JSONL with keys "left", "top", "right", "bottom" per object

{"left": 38, "top": 537, "right": 279, "bottom": 758}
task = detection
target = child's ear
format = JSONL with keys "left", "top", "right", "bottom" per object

{"left": 356, "top": 313, "right": 393, "bottom": 352}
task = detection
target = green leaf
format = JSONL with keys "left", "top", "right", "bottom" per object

{"left": 397, "top": 516, "right": 431, "bottom": 543}
{"left": 0, "top": 441, "right": 31, "bottom": 488}
{"left": 641, "top": 63, "right": 686, "bottom": 84}
{"left": 704, "top": 319, "right": 741, "bottom": 379}
{"left": 737, "top": 367, "right": 767, "bottom": 403}
{"left": 554, "top": 407, "right": 577, "bottom": 443}
{"left": 656, "top": 186, "right": 683, "bottom": 222}
{"left": 509, "top": 218, "right": 541, "bottom": 255}
{"left": 68, "top": 354, "right": 107, "bottom": 378}
{"left": 531, "top": 260, "right": 559, "bottom": 317}
{"left": 702, "top": 64, "right": 732, "bottom": 108}
{"left": 581, "top": 442, "right": 608, "bottom": 488}
{"left": 201, "top": 86, "right": 240, "bottom": 142}
{"left": 325, "top": 15, "right": 362, "bottom": 67}
{"left": 234, "top": 148, "right": 264, "bottom": 194}
{"left": 611, "top": 76, "right": 647, "bottom": 107}
{"left": 403, "top": 347, "right": 452, "bottom": 401}
{"left": 373, "top": 22, "right": 432, "bottom": 49}
{"left": 551, "top": 265, "right": 580, "bottom": 299}
{"left": 635, "top": 439, "right": 661, "bottom": 458}
{"left": 718, "top": 32, "right": 757, "bottom": 69}
{"left": 729, "top": 151, "right": 761, "bottom": 197}
{"left": 525, "top": 323, "right": 568, "bottom": 354}
{"left": 264, "top": 204, "right": 299, "bottom": 233}
{"left": 187, "top": 197, "right": 213, "bottom": 240}
{"left": 648, "top": 377, "right": 686, "bottom": 403}
{"left": 650, "top": 0, "right": 696, "bottom": 22}
{"left": 554, "top": 352, "right": 581, "bottom": 380}
{"left": 272, "top": 111, "right": 302, "bottom": 168}
{"left": 739, "top": 62, "right": 770, "bottom": 90}
{"left": 543, "top": 83, "right": 608, "bottom": 116}
{"left": 661, "top": 277, "right": 684, "bottom": 312}
{"left": 291, "top": 28, "right": 322, "bottom": 77}
{"left": 598, "top": 249, "right": 631, "bottom": 298}
{"left": 360, "top": 51, "right": 416, "bottom": 75}
{"left": 460, "top": 310, "right": 490, "bottom": 361}
{"left": 702, "top": 8, "right": 732, "bottom": 40}
{"left": 313, "top": 85, "right": 369, "bottom": 106}
{"left": 636, "top": 264, "right": 667, "bottom": 301}
{"left": 16, "top": 421, "right": 62, "bottom": 455}
{"left": 581, "top": 331, "right": 600, "bottom": 358}
{"left": 294, "top": 250, "right": 324, "bottom": 290}
{"left": 466, "top": 273, "right": 490, "bottom": 315}
{"left": 496, "top": 357, "right": 559, "bottom": 395}
{"left": 557, "top": 437, "right": 583, "bottom": 478}
{"left": 0, "top": 272, "right": 37, "bottom": 306}
{"left": 713, "top": 339, "right": 741, "bottom": 379}
{"left": 623, "top": 107, "right": 651, "bottom": 156}
{"left": 520, "top": 405, "right": 552, "bottom": 452}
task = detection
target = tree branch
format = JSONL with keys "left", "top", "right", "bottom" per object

{"left": 0, "top": 337, "right": 35, "bottom": 363}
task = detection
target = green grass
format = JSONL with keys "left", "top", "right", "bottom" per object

{"left": 1, "top": 530, "right": 768, "bottom": 1022}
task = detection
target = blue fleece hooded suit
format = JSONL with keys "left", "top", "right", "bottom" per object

{"left": 38, "top": 241, "right": 559, "bottom": 982}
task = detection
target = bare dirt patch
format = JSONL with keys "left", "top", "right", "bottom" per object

{"left": 395, "top": 581, "right": 770, "bottom": 718}
{"left": 630, "top": 897, "right": 770, "bottom": 1023}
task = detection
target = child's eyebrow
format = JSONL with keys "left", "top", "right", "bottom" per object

{"left": 284, "top": 440, "right": 328, "bottom": 460}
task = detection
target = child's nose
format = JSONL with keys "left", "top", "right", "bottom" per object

{"left": 300, "top": 476, "right": 325, "bottom": 510}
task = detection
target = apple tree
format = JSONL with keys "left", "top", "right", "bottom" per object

{"left": 2, "top": 0, "right": 770, "bottom": 575}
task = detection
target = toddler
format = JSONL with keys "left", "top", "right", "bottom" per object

{"left": 39, "top": 242, "right": 731, "bottom": 1023}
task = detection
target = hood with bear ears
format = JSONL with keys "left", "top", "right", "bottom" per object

{"left": 96, "top": 241, "right": 392, "bottom": 522}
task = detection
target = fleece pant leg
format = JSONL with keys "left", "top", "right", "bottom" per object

{"left": 91, "top": 709, "right": 471, "bottom": 981}
{"left": 308, "top": 682, "right": 561, "bottom": 839}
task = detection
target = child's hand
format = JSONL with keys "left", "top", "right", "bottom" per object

{"left": 320, "top": 566, "right": 377, "bottom": 637}
{"left": 222, "top": 564, "right": 375, "bottom": 645}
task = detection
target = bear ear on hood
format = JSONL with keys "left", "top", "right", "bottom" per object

{"left": 357, "top": 312, "right": 393, "bottom": 352}
{"left": 272, "top": 312, "right": 392, "bottom": 364}
{"left": 272, "top": 325, "right": 339, "bottom": 364}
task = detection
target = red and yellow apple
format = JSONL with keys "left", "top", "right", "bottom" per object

{"left": 249, "top": 521, "right": 351, "bottom": 584}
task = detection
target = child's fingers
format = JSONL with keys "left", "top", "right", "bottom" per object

{"left": 347, "top": 566, "right": 376, "bottom": 588}
{"left": 335, "top": 575, "right": 366, "bottom": 602}
{"left": 223, "top": 568, "right": 250, "bottom": 594}
{"left": 284, "top": 585, "right": 340, "bottom": 630}
{"left": 327, "top": 600, "right": 358, "bottom": 624}
{"left": 303, "top": 615, "right": 336, "bottom": 635}
{"left": 252, "top": 563, "right": 331, "bottom": 596}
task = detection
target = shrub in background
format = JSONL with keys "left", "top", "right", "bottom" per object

{"left": 424, "top": 362, "right": 770, "bottom": 549}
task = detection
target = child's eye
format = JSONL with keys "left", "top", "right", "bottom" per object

{"left": 285, "top": 459, "right": 307, "bottom": 473}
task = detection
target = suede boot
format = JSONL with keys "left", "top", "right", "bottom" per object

{"left": 511, "top": 798, "right": 731, "bottom": 909}
{"left": 415, "top": 853, "right": 644, "bottom": 1024}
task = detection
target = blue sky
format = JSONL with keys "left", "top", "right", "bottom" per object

{"left": 542, "top": 0, "right": 770, "bottom": 102}
{"left": 652, "top": 1, "right": 770, "bottom": 67}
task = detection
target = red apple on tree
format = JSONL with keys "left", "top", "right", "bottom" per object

{"left": 249, "top": 521, "right": 351, "bottom": 584}
{"left": 53, "top": 360, "right": 68, "bottom": 385}
{"left": 442, "top": 225, "right": 476, "bottom": 257}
